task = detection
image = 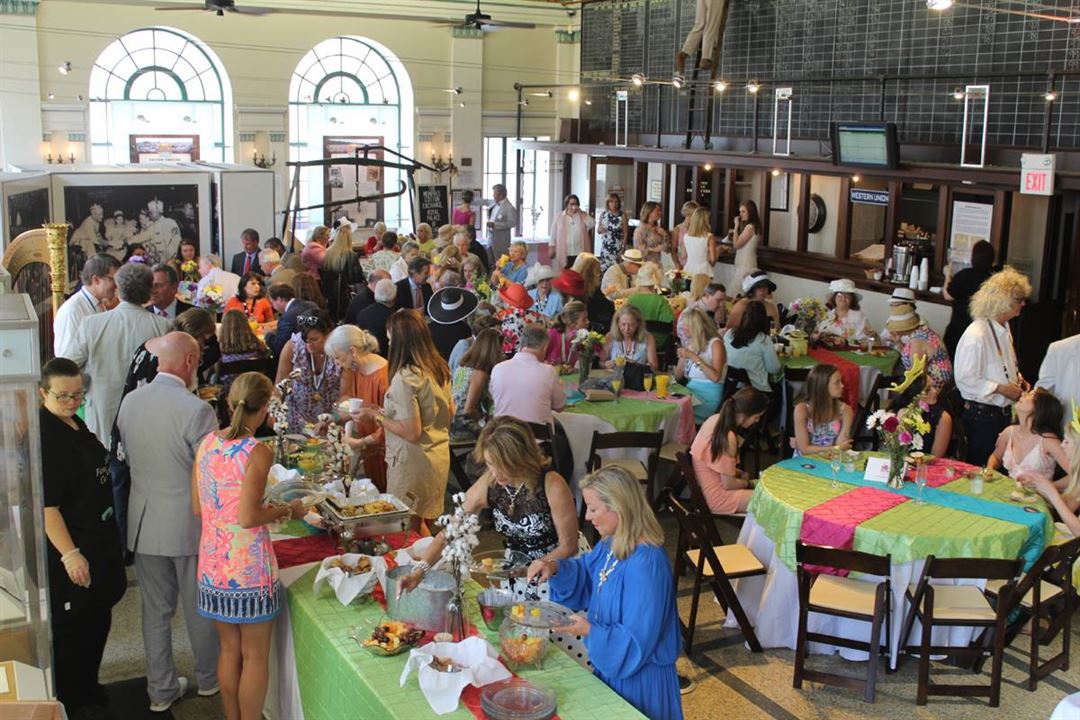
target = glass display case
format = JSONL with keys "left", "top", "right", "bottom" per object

{"left": 0, "top": 293, "right": 51, "bottom": 697}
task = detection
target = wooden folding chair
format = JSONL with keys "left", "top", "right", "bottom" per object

{"left": 584, "top": 429, "right": 663, "bottom": 506}
{"left": 899, "top": 555, "right": 1022, "bottom": 707}
{"left": 665, "top": 488, "right": 765, "bottom": 653}
{"left": 675, "top": 451, "right": 746, "bottom": 536}
{"left": 793, "top": 541, "right": 892, "bottom": 703}
{"left": 723, "top": 367, "right": 768, "bottom": 474}
{"left": 984, "top": 535, "right": 1080, "bottom": 690}
{"left": 781, "top": 366, "right": 810, "bottom": 459}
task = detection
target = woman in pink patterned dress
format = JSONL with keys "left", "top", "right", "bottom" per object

{"left": 194, "top": 372, "right": 305, "bottom": 720}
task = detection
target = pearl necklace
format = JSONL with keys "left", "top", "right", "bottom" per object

{"left": 597, "top": 549, "right": 619, "bottom": 590}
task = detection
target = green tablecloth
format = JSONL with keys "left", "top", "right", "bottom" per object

{"left": 287, "top": 569, "right": 646, "bottom": 719}
{"left": 749, "top": 459, "right": 1054, "bottom": 572}
{"left": 558, "top": 373, "right": 689, "bottom": 435}
{"left": 780, "top": 349, "right": 901, "bottom": 375}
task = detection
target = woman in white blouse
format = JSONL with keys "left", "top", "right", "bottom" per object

{"left": 814, "top": 278, "right": 877, "bottom": 345}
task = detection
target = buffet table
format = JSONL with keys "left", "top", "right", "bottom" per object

{"left": 726, "top": 455, "right": 1053, "bottom": 668}
{"left": 264, "top": 524, "right": 646, "bottom": 720}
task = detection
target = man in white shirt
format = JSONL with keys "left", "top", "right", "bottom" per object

{"left": 486, "top": 184, "right": 517, "bottom": 259}
{"left": 196, "top": 254, "right": 241, "bottom": 302}
{"left": 389, "top": 241, "right": 421, "bottom": 283}
{"left": 53, "top": 253, "right": 120, "bottom": 359}
{"left": 1037, "top": 332, "right": 1080, "bottom": 430}
{"left": 954, "top": 267, "right": 1031, "bottom": 465}
{"left": 490, "top": 325, "right": 565, "bottom": 425}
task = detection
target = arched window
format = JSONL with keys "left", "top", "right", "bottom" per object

{"left": 88, "top": 27, "right": 233, "bottom": 164}
{"left": 289, "top": 36, "right": 414, "bottom": 231}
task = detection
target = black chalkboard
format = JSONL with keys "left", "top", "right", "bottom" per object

{"left": 418, "top": 185, "right": 449, "bottom": 228}
{"left": 580, "top": 0, "right": 1080, "bottom": 150}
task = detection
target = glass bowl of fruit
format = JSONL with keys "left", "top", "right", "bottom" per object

{"left": 498, "top": 601, "right": 573, "bottom": 670}
{"left": 477, "top": 588, "right": 514, "bottom": 631}
{"left": 351, "top": 619, "right": 426, "bottom": 657}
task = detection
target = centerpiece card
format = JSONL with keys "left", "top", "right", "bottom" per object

{"left": 864, "top": 457, "right": 891, "bottom": 483}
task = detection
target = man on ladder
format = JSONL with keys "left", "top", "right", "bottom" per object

{"left": 675, "top": 0, "right": 729, "bottom": 73}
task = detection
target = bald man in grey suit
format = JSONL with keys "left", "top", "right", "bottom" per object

{"left": 116, "top": 333, "right": 219, "bottom": 712}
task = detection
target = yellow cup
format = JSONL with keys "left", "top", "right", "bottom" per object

{"left": 655, "top": 374, "right": 669, "bottom": 398}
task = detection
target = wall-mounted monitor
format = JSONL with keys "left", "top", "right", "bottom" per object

{"left": 831, "top": 122, "right": 900, "bottom": 169}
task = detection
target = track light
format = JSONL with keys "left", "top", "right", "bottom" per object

{"left": 771, "top": 168, "right": 781, "bottom": 177}
{"left": 584, "top": 99, "right": 592, "bottom": 106}
{"left": 518, "top": 99, "right": 529, "bottom": 107}
{"left": 58, "top": 61, "right": 72, "bottom": 75}
{"left": 568, "top": 88, "right": 580, "bottom": 101}
{"left": 1045, "top": 90, "right": 1058, "bottom": 102}
{"left": 459, "top": 101, "right": 466, "bottom": 108}
{"left": 746, "top": 80, "right": 761, "bottom": 94}
{"left": 671, "top": 75, "right": 685, "bottom": 89}
{"left": 703, "top": 163, "right": 712, "bottom": 171}
{"left": 47, "top": 92, "right": 55, "bottom": 100}
{"left": 443, "top": 86, "right": 463, "bottom": 94}
{"left": 952, "top": 87, "right": 966, "bottom": 100}
{"left": 714, "top": 80, "right": 727, "bottom": 93}
{"left": 852, "top": 174, "right": 861, "bottom": 183}
{"left": 927, "top": 0, "right": 953, "bottom": 10}
{"left": 631, "top": 73, "right": 645, "bottom": 87}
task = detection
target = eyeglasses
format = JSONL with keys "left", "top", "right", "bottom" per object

{"left": 48, "top": 390, "right": 85, "bottom": 402}
{"left": 297, "top": 316, "right": 324, "bottom": 327}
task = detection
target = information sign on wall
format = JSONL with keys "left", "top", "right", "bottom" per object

{"left": 418, "top": 185, "right": 449, "bottom": 229}
{"left": 849, "top": 188, "right": 889, "bottom": 206}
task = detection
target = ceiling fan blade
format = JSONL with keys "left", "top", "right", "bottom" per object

{"left": 231, "top": 5, "right": 275, "bottom": 14}
{"left": 487, "top": 20, "right": 537, "bottom": 29}
{"left": 154, "top": 6, "right": 201, "bottom": 10}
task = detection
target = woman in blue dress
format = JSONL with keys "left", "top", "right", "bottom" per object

{"left": 527, "top": 466, "right": 683, "bottom": 720}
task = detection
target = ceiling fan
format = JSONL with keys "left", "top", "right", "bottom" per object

{"left": 154, "top": 0, "right": 270, "bottom": 16}
{"left": 432, "top": 0, "right": 536, "bottom": 30}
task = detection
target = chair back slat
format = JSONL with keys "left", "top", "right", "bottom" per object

{"left": 796, "top": 541, "right": 891, "bottom": 578}
{"left": 782, "top": 366, "right": 811, "bottom": 459}
{"left": 665, "top": 489, "right": 725, "bottom": 570}
{"left": 1012, "top": 535, "right": 1080, "bottom": 605}
{"left": 925, "top": 555, "right": 1021, "bottom": 582}
{"left": 586, "top": 430, "right": 663, "bottom": 473}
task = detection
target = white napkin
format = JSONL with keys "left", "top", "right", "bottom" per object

{"left": 268, "top": 464, "right": 300, "bottom": 487}
{"left": 312, "top": 554, "right": 385, "bottom": 605}
{"left": 349, "top": 478, "right": 380, "bottom": 502}
{"left": 399, "top": 637, "right": 512, "bottom": 715}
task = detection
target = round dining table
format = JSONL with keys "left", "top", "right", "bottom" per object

{"left": 726, "top": 454, "right": 1054, "bottom": 668}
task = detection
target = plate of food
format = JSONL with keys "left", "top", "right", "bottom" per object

{"left": 327, "top": 555, "right": 373, "bottom": 575}
{"left": 469, "top": 550, "right": 531, "bottom": 580}
{"left": 328, "top": 495, "right": 406, "bottom": 518}
{"left": 267, "top": 479, "right": 328, "bottom": 507}
{"left": 351, "top": 620, "right": 425, "bottom": 656}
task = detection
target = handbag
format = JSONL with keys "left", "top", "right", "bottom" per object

{"left": 621, "top": 361, "right": 650, "bottom": 391}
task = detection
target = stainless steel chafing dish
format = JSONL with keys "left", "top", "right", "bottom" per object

{"left": 317, "top": 492, "right": 418, "bottom": 541}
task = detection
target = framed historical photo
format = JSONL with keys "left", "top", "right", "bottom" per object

{"left": 129, "top": 135, "right": 201, "bottom": 164}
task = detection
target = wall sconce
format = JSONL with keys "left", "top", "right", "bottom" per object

{"left": 951, "top": 87, "right": 966, "bottom": 100}
{"left": 46, "top": 149, "right": 76, "bottom": 164}
{"left": 431, "top": 150, "right": 457, "bottom": 177}
{"left": 253, "top": 151, "right": 276, "bottom": 168}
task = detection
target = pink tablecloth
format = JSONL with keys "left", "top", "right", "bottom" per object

{"left": 798, "top": 486, "right": 909, "bottom": 576}
{"left": 619, "top": 389, "right": 697, "bottom": 444}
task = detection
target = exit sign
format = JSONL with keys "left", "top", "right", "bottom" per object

{"left": 1020, "top": 153, "right": 1055, "bottom": 196}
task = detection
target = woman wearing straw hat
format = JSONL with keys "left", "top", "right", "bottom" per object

{"left": 814, "top": 278, "right": 876, "bottom": 345}
{"left": 496, "top": 282, "right": 545, "bottom": 355}
{"left": 626, "top": 262, "right": 676, "bottom": 353}
{"left": 527, "top": 263, "right": 564, "bottom": 318}
{"left": 880, "top": 288, "right": 953, "bottom": 389}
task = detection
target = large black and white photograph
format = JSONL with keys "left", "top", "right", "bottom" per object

{"left": 63, "top": 183, "right": 200, "bottom": 283}
{"left": 6, "top": 187, "right": 51, "bottom": 243}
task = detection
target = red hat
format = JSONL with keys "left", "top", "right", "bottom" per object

{"left": 552, "top": 269, "right": 585, "bottom": 298}
{"left": 498, "top": 282, "right": 534, "bottom": 310}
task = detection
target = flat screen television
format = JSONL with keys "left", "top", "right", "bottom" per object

{"left": 831, "top": 121, "right": 900, "bottom": 169}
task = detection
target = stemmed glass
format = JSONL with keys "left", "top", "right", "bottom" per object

{"left": 829, "top": 448, "right": 842, "bottom": 489}
{"left": 643, "top": 373, "right": 654, "bottom": 395}
{"left": 610, "top": 376, "right": 622, "bottom": 401}
{"left": 914, "top": 462, "right": 929, "bottom": 505}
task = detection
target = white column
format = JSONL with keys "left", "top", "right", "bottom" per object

{"left": 450, "top": 27, "right": 483, "bottom": 195}
{"left": 0, "top": 2, "right": 44, "bottom": 168}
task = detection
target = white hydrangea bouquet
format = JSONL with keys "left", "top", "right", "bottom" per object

{"left": 437, "top": 492, "right": 480, "bottom": 641}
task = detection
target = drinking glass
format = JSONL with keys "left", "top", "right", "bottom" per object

{"left": 643, "top": 373, "right": 654, "bottom": 393}
{"left": 915, "top": 462, "right": 929, "bottom": 505}
{"left": 829, "top": 451, "right": 842, "bottom": 489}
{"left": 610, "top": 378, "right": 622, "bottom": 400}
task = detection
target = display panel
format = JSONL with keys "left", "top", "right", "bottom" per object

{"left": 831, "top": 122, "right": 900, "bottom": 169}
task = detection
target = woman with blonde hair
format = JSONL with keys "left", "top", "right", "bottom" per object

{"left": 955, "top": 265, "right": 1032, "bottom": 464}
{"left": 399, "top": 416, "right": 578, "bottom": 601}
{"left": 194, "top": 372, "right": 306, "bottom": 720}
{"left": 682, "top": 206, "right": 716, "bottom": 278}
{"left": 301, "top": 225, "right": 330, "bottom": 277}
{"left": 596, "top": 192, "right": 628, "bottom": 272}
{"left": 603, "top": 304, "right": 658, "bottom": 371}
{"left": 572, "top": 252, "right": 614, "bottom": 333}
{"left": 527, "top": 466, "right": 682, "bottom": 720}
{"left": 321, "top": 224, "right": 364, "bottom": 320}
{"left": 327, "top": 324, "right": 389, "bottom": 491}
{"left": 415, "top": 223, "right": 436, "bottom": 256}
{"left": 356, "top": 309, "right": 453, "bottom": 529}
{"left": 671, "top": 200, "right": 699, "bottom": 270}
{"left": 675, "top": 308, "right": 727, "bottom": 422}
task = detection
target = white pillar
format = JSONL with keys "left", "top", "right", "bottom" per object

{"left": 450, "top": 26, "right": 484, "bottom": 196}
{"left": 0, "top": 2, "right": 44, "bottom": 169}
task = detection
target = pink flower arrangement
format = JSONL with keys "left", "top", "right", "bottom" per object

{"left": 882, "top": 415, "right": 899, "bottom": 433}
{"left": 898, "top": 430, "right": 913, "bottom": 445}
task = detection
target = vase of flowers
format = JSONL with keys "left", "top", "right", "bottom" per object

{"left": 196, "top": 283, "right": 225, "bottom": 314}
{"left": 866, "top": 403, "right": 930, "bottom": 489}
{"left": 437, "top": 492, "right": 480, "bottom": 641}
{"left": 572, "top": 328, "right": 606, "bottom": 385}
{"left": 786, "top": 297, "right": 828, "bottom": 336}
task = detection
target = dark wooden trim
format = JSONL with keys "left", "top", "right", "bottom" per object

{"left": 634, "top": 160, "right": 648, "bottom": 214}
{"left": 796, "top": 173, "right": 811, "bottom": 254}
{"left": 837, "top": 177, "right": 852, "bottom": 259}
{"left": 724, "top": 167, "right": 737, "bottom": 239}
{"left": 934, "top": 185, "right": 951, "bottom": 284}
{"left": 883, "top": 180, "right": 902, "bottom": 269}
{"left": 991, "top": 189, "right": 1008, "bottom": 261}
{"left": 761, "top": 171, "right": 773, "bottom": 247}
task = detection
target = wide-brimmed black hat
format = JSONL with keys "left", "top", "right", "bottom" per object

{"left": 427, "top": 286, "right": 479, "bottom": 325}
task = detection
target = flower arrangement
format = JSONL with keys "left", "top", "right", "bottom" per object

{"left": 573, "top": 328, "right": 606, "bottom": 384}
{"left": 787, "top": 297, "right": 828, "bottom": 336}
{"left": 866, "top": 356, "right": 930, "bottom": 488}
{"left": 197, "top": 283, "right": 225, "bottom": 312}
{"left": 269, "top": 369, "right": 302, "bottom": 464}
{"left": 467, "top": 278, "right": 493, "bottom": 303}
{"left": 437, "top": 492, "right": 480, "bottom": 640}
{"left": 320, "top": 413, "right": 351, "bottom": 476}
{"left": 176, "top": 280, "right": 199, "bottom": 304}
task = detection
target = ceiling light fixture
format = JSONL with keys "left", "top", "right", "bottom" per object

{"left": 714, "top": 80, "right": 728, "bottom": 93}
{"left": 584, "top": 98, "right": 592, "bottom": 105}
{"left": 746, "top": 80, "right": 761, "bottom": 94}
{"left": 459, "top": 101, "right": 466, "bottom": 108}
{"left": 852, "top": 174, "right": 861, "bottom": 183}
{"left": 529, "top": 91, "right": 553, "bottom": 98}
{"left": 771, "top": 168, "right": 781, "bottom": 177}
{"left": 568, "top": 88, "right": 580, "bottom": 101}
{"left": 443, "top": 86, "right": 463, "bottom": 94}
{"left": 631, "top": 73, "right": 645, "bottom": 87}
{"left": 703, "top": 163, "right": 712, "bottom": 171}
{"left": 926, "top": 0, "right": 953, "bottom": 10}
{"left": 672, "top": 75, "right": 685, "bottom": 89}
{"left": 952, "top": 87, "right": 966, "bottom": 100}
{"left": 1045, "top": 90, "right": 1058, "bottom": 102}
{"left": 58, "top": 61, "right": 72, "bottom": 75}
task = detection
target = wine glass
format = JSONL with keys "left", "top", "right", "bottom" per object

{"left": 914, "top": 462, "right": 929, "bottom": 505}
{"left": 829, "top": 449, "right": 842, "bottom": 489}
{"left": 643, "top": 373, "right": 654, "bottom": 394}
